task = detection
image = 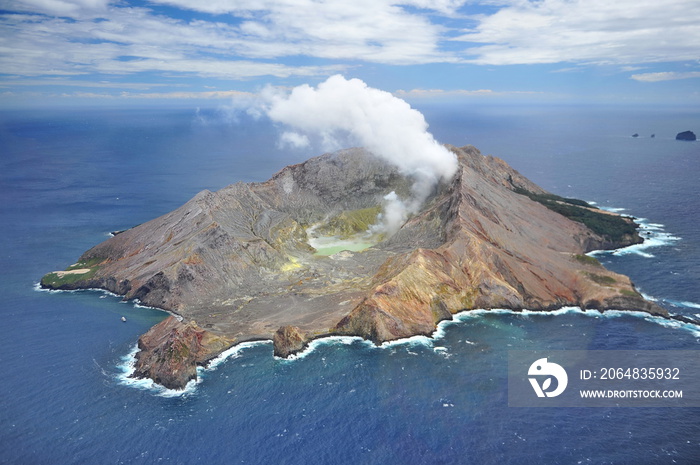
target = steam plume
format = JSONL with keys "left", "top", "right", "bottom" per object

{"left": 259, "top": 75, "right": 458, "bottom": 234}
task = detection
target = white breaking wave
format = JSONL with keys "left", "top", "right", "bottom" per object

{"left": 205, "top": 340, "right": 272, "bottom": 370}
{"left": 665, "top": 299, "right": 700, "bottom": 310}
{"left": 34, "top": 282, "right": 165, "bottom": 310}
{"left": 587, "top": 209, "right": 680, "bottom": 258}
{"left": 650, "top": 318, "right": 700, "bottom": 338}
{"left": 447, "top": 307, "right": 700, "bottom": 338}
{"left": 115, "top": 344, "right": 198, "bottom": 397}
{"left": 116, "top": 340, "right": 273, "bottom": 397}
{"left": 34, "top": 282, "right": 71, "bottom": 294}
{"left": 637, "top": 289, "right": 700, "bottom": 312}
{"left": 380, "top": 334, "right": 434, "bottom": 350}
{"left": 276, "top": 336, "right": 372, "bottom": 362}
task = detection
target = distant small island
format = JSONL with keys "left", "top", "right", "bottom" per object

{"left": 676, "top": 130, "right": 696, "bottom": 141}
{"left": 42, "top": 145, "right": 672, "bottom": 390}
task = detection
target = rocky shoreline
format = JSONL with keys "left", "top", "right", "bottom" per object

{"left": 42, "top": 145, "right": 672, "bottom": 390}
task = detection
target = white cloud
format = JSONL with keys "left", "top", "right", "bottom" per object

{"left": 149, "top": 0, "right": 466, "bottom": 17}
{"left": 5, "top": 89, "right": 254, "bottom": 100}
{"left": 2, "top": 0, "right": 115, "bottom": 19}
{"left": 278, "top": 131, "right": 310, "bottom": 149}
{"left": 0, "top": 78, "right": 176, "bottom": 90}
{"left": 396, "top": 88, "right": 492, "bottom": 97}
{"left": 1, "top": 0, "right": 698, "bottom": 97}
{"left": 0, "top": 8, "right": 346, "bottom": 79}
{"left": 119, "top": 90, "right": 255, "bottom": 99}
{"left": 455, "top": 0, "right": 700, "bottom": 66}
{"left": 0, "top": 0, "right": 463, "bottom": 83}
{"left": 146, "top": 0, "right": 458, "bottom": 65}
{"left": 630, "top": 71, "right": 700, "bottom": 83}
{"left": 394, "top": 88, "right": 542, "bottom": 98}
{"left": 260, "top": 75, "right": 457, "bottom": 181}
{"left": 3, "top": 0, "right": 112, "bottom": 18}
{"left": 619, "top": 66, "right": 645, "bottom": 73}
{"left": 94, "top": 57, "right": 343, "bottom": 79}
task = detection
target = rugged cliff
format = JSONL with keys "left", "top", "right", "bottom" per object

{"left": 42, "top": 145, "right": 667, "bottom": 389}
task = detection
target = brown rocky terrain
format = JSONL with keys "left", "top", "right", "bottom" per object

{"left": 42, "top": 145, "right": 668, "bottom": 390}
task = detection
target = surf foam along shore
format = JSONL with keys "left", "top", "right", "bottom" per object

{"left": 587, "top": 210, "right": 680, "bottom": 258}
{"left": 116, "top": 340, "right": 273, "bottom": 397}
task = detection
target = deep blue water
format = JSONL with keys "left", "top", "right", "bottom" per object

{"left": 1, "top": 104, "right": 699, "bottom": 464}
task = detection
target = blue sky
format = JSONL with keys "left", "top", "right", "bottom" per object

{"left": 1, "top": 0, "right": 699, "bottom": 107}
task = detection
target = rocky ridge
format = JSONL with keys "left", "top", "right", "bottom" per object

{"left": 42, "top": 145, "right": 668, "bottom": 390}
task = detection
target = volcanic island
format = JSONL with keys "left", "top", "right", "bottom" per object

{"left": 42, "top": 145, "right": 670, "bottom": 389}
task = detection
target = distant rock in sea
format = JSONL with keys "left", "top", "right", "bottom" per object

{"left": 676, "top": 131, "right": 696, "bottom": 141}
{"left": 632, "top": 133, "right": 639, "bottom": 138}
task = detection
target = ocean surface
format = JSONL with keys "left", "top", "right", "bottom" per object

{"left": 1, "top": 103, "right": 699, "bottom": 464}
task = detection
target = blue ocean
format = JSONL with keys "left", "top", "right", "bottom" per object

{"left": 1, "top": 104, "right": 699, "bottom": 464}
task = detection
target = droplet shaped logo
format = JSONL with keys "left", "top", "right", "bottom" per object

{"left": 528, "top": 357, "right": 568, "bottom": 398}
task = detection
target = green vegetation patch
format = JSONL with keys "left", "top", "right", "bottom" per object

{"left": 41, "top": 268, "right": 99, "bottom": 287}
{"left": 619, "top": 288, "right": 640, "bottom": 297}
{"left": 41, "top": 256, "right": 106, "bottom": 288}
{"left": 584, "top": 272, "right": 617, "bottom": 286}
{"left": 513, "top": 187, "right": 592, "bottom": 208}
{"left": 573, "top": 254, "right": 602, "bottom": 267}
{"left": 314, "top": 206, "right": 382, "bottom": 239}
{"left": 514, "top": 188, "right": 638, "bottom": 242}
{"left": 66, "top": 256, "right": 105, "bottom": 270}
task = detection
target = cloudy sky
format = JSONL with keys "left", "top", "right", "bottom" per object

{"left": 1, "top": 0, "right": 699, "bottom": 106}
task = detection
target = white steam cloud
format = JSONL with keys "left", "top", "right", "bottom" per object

{"left": 278, "top": 131, "right": 310, "bottom": 149}
{"left": 258, "top": 75, "right": 458, "bottom": 235}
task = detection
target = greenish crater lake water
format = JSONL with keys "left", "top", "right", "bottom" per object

{"left": 308, "top": 235, "right": 377, "bottom": 256}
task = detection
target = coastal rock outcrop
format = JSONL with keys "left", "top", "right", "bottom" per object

{"left": 43, "top": 145, "right": 667, "bottom": 389}
{"left": 676, "top": 131, "right": 696, "bottom": 141}
{"left": 273, "top": 326, "right": 311, "bottom": 358}
{"left": 132, "top": 316, "right": 232, "bottom": 390}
